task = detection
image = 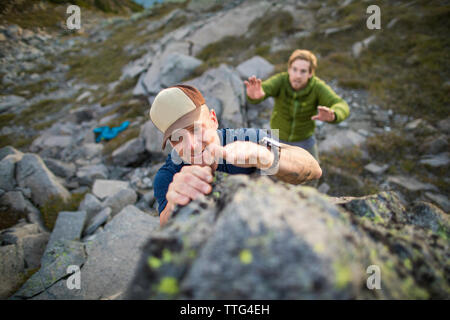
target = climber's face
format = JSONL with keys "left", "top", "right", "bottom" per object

{"left": 288, "top": 59, "right": 313, "bottom": 91}
{"left": 169, "top": 107, "right": 220, "bottom": 167}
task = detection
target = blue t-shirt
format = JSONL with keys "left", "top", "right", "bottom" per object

{"left": 154, "top": 128, "right": 270, "bottom": 215}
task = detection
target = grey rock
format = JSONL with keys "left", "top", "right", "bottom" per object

{"left": 437, "top": 117, "right": 450, "bottom": 134}
{"left": 34, "top": 205, "right": 159, "bottom": 299}
{"left": 406, "top": 201, "right": 449, "bottom": 234}
{"left": 0, "top": 191, "right": 44, "bottom": 230}
{"left": 76, "top": 91, "right": 91, "bottom": 102}
{"left": 0, "top": 222, "right": 40, "bottom": 246}
{"left": 21, "top": 232, "right": 50, "bottom": 270}
{"left": 0, "top": 95, "right": 25, "bottom": 113}
{"left": 43, "top": 158, "right": 76, "bottom": 178}
{"left": 5, "top": 24, "right": 22, "bottom": 39}
{"left": 352, "top": 35, "right": 376, "bottom": 58}
{"left": 103, "top": 188, "right": 138, "bottom": 217}
{"left": 83, "top": 207, "right": 111, "bottom": 237}
{"left": 405, "top": 118, "right": 437, "bottom": 135}
{"left": 185, "top": 64, "right": 245, "bottom": 128}
{"left": 0, "top": 154, "right": 22, "bottom": 191}
{"left": 159, "top": 53, "right": 202, "bottom": 88}
{"left": 139, "top": 120, "right": 171, "bottom": 155}
{"left": 36, "top": 135, "right": 72, "bottom": 148}
{"left": 112, "top": 138, "right": 146, "bottom": 166}
{"left": 127, "top": 174, "right": 449, "bottom": 299}
{"left": 12, "top": 240, "right": 86, "bottom": 299}
{"left": 317, "top": 182, "right": 330, "bottom": 194}
{"left": 319, "top": 130, "right": 366, "bottom": 153}
{"left": 69, "top": 107, "right": 95, "bottom": 124}
{"left": 0, "top": 244, "right": 24, "bottom": 299}
{"left": 16, "top": 154, "right": 70, "bottom": 207}
{"left": 92, "top": 179, "right": 130, "bottom": 200}
{"left": 78, "top": 193, "right": 103, "bottom": 223}
{"left": 79, "top": 205, "right": 159, "bottom": 299}
{"left": 80, "top": 143, "right": 104, "bottom": 160}
{"left": 419, "top": 153, "right": 449, "bottom": 168}
{"left": 42, "top": 211, "right": 87, "bottom": 265}
{"left": 138, "top": 52, "right": 202, "bottom": 94}
{"left": 187, "top": 1, "right": 271, "bottom": 56}
{"left": 236, "top": 56, "right": 274, "bottom": 80}
{"left": 425, "top": 193, "right": 450, "bottom": 213}
{"left": 364, "top": 163, "right": 389, "bottom": 175}
{"left": 76, "top": 164, "right": 108, "bottom": 186}
{"left": 421, "top": 135, "right": 448, "bottom": 155}
{"left": 387, "top": 175, "right": 439, "bottom": 193}
{"left": 0, "top": 146, "right": 23, "bottom": 161}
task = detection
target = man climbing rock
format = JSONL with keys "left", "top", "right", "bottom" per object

{"left": 245, "top": 49, "right": 350, "bottom": 162}
{"left": 149, "top": 85, "right": 322, "bottom": 226}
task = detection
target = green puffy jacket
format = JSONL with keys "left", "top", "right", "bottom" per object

{"left": 247, "top": 72, "right": 350, "bottom": 142}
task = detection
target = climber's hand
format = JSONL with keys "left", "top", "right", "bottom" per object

{"left": 244, "top": 75, "right": 265, "bottom": 100}
{"left": 311, "top": 106, "right": 336, "bottom": 122}
{"left": 166, "top": 165, "right": 213, "bottom": 207}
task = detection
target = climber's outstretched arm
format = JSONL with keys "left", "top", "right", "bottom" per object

{"left": 274, "top": 143, "right": 322, "bottom": 185}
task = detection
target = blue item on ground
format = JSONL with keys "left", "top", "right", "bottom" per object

{"left": 93, "top": 121, "right": 130, "bottom": 142}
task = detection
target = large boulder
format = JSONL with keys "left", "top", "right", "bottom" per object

{"left": 184, "top": 64, "right": 245, "bottom": 128}
{"left": 0, "top": 153, "right": 23, "bottom": 191}
{"left": 126, "top": 173, "right": 449, "bottom": 299}
{"left": 78, "top": 193, "right": 103, "bottom": 223}
{"left": 236, "top": 56, "right": 275, "bottom": 80}
{"left": 0, "top": 146, "right": 23, "bottom": 161}
{"left": 0, "top": 244, "right": 24, "bottom": 299}
{"left": 15, "top": 154, "right": 70, "bottom": 207}
{"left": 112, "top": 137, "right": 146, "bottom": 166}
{"left": 187, "top": 1, "right": 271, "bottom": 56}
{"left": 13, "top": 205, "right": 159, "bottom": 299}
{"left": 102, "top": 188, "right": 138, "bottom": 217}
{"left": 43, "top": 158, "right": 76, "bottom": 179}
{"left": 135, "top": 53, "right": 202, "bottom": 95}
{"left": 139, "top": 121, "right": 171, "bottom": 156}
{"left": 0, "top": 191, "right": 44, "bottom": 230}
{"left": 41, "top": 211, "right": 87, "bottom": 264}
{"left": 319, "top": 130, "right": 366, "bottom": 153}
{"left": 0, "top": 221, "right": 49, "bottom": 299}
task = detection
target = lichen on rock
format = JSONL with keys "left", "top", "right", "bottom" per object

{"left": 126, "top": 172, "right": 449, "bottom": 299}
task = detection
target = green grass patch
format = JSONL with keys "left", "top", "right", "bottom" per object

{"left": 101, "top": 125, "right": 140, "bottom": 156}
{"left": 17, "top": 98, "right": 72, "bottom": 127}
{"left": 40, "top": 192, "right": 86, "bottom": 231}
{"left": 10, "top": 79, "right": 54, "bottom": 99}
{"left": 366, "top": 132, "right": 414, "bottom": 163}
{"left": 0, "top": 113, "right": 15, "bottom": 128}
{"left": 321, "top": 146, "right": 366, "bottom": 176}
{"left": 64, "top": 4, "right": 189, "bottom": 84}
{"left": 0, "top": 133, "right": 36, "bottom": 150}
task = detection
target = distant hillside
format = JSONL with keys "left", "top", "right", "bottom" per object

{"left": 0, "top": 0, "right": 143, "bottom": 31}
{"left": 1, "top": 0, "right": 143, "bottom": 14}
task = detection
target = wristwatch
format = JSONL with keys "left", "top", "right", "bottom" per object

{"left": 258, "top": 136, "right": 281, "bottom": 172}
{"left": 259, "top": 136, "right": 281, "bottom": 152}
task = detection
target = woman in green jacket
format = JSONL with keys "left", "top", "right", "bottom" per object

{"left": 245, "top": 49, "right": 350, "bottom": 161}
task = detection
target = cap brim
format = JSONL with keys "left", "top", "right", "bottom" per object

{"left": 161, "top": 105, "right": 206, "bottom": 150}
